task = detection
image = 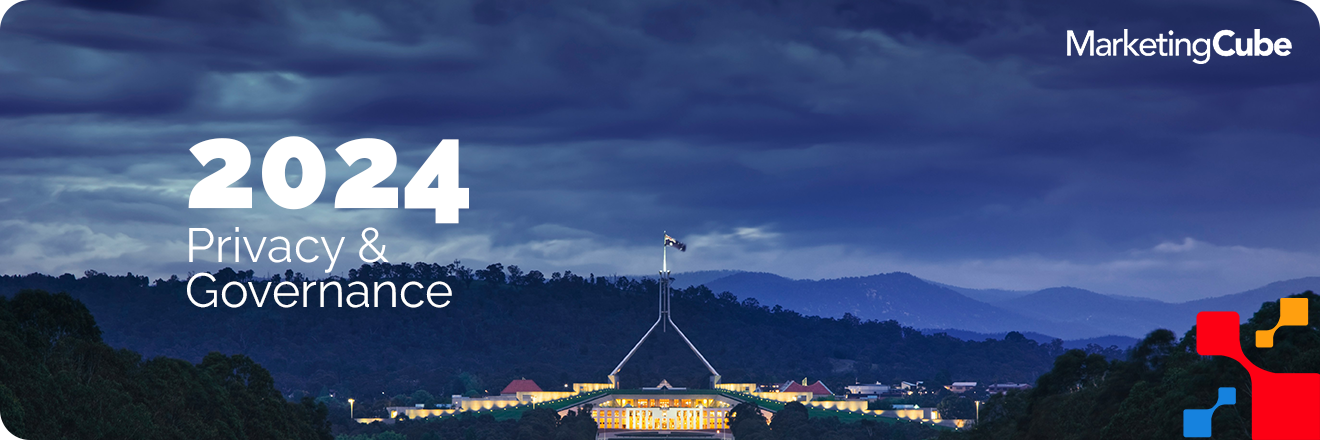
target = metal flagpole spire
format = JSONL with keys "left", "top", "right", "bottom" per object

{"left": 607, "top": 232, "right": 721, "bottom": 389}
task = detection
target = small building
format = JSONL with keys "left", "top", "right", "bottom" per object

{"left": 715, "top": 383, "right": 760, "bottom": 393}
{"left": 947, "top": 382, "right": 978, "bottom": 393}
{"left": 501, "top": 379, "right": 543, "bottom": 395}
{"left": 896, "top": 381, "right": 924, "bottom": 395}
{"left": 449, "top": 379, "right": 578, "bottom": 411}
{"left": 987, "top": 383, "right": 1032, "bottom": 395}
{"left": 573, "top": 383, "right": 613, "bottom": 393}
{"left": 781, "top": 379, "right": 833, "bottom": 396}
{"left": 845, "top": 383, "right": 890, "bottom": 398}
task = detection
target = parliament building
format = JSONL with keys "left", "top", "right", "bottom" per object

{"left": 375, "top": 246, "right": 970, "bottom": 437}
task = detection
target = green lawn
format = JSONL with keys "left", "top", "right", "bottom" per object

{"left": 443, "top": 389, "right": 611, "bottom": 421}
{"left": 713, "top": 389, "right": 949, "bottom": 429}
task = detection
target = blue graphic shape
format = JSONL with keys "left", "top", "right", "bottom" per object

{"left": 1184, "top": 387, "right": 1236, "bottom": 438}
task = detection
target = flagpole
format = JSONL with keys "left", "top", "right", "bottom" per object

{"left": 610, "top": 231, "right": 720, "bottom": 388}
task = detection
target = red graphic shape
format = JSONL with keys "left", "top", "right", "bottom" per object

{"left": 1198, "top": 311, "right": 1320, "bottom": 440}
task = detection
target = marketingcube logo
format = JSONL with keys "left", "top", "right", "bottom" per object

{"left": 1185, "top": 298, "right": 1320, "bottom": 439}
{"left": 1066, "top": 29, "right": 1292, "bottom": 64}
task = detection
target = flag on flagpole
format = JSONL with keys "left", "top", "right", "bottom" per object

{"left": 664, "top": 234, "right": 687, "bottom": 252}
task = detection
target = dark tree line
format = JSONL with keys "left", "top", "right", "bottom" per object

{"left": 0, "top": 289, "right": 333, "bottom": 440}
{"left": 945, "top": 291, "right": 1320, "bottom": 440}
{"left": 0, "top": 262, "right": 1068, "bottom": 412}
{"left": 0, "top": 289, "right": 609, "bottom": 440}
{"left": 7, "top": 266, "right": 1297, "bottom": 439}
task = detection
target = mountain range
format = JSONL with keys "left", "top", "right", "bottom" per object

{"left": 666, "top": 271, "right": 1320, "bottom": 341}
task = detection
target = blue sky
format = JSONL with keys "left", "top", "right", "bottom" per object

{"left": 1, "top": 0, "right": 1319, "bottom": 301}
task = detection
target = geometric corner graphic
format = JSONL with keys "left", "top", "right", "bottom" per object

{"left": 1184, "top": 387, "right": 1236, "bottom": 438}
{"left": 1257, "top": 297, "right": 1310, "bottom": 348}
{"left": 0, "top": 0, "right": 24, "bottom": 30}
{"left": 1193, "top": 298, "right": 1320, "bottom": 440}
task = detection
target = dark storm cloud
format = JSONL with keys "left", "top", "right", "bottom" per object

{"left": 0, "top": 0, "right": 1317, "bottom": 300}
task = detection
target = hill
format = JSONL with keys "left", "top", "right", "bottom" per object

{"left": 926, "top": 282, "right": 1032, "bottom": 303}
{"left": 700, "top": 272, "right": 1320, "bottom": 339}
{"left": 922, "top": 328, "right": 1138, "bottom": 353}
{"left": 995, "top": 287, "right": 1184, "bottom": 338}
{"left": 0, "top": 263, "right": 1067, "bottom": 403}
{"left": 1182, "top": 277, "right": 1320, "bottom": 323}
{"left": 668, "top": 270, "right": 746, "bottom": 289}
{"left": 705, "top": 272, "right": 1102, "bottom": 339}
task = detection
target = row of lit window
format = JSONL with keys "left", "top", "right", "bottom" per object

{"left": 599, "top": 398, "right": 728, "bottom": 408}
{"left": 595, "top": 420, "right": 728, "bottom": 430}
{"left": 591, "top": 409, "right": 729, "bottom": 430}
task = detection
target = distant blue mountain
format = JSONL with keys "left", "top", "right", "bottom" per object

{"left": 922, "top": 328, "right": 1139, "bottom": 351}
{"left": 694, "top": 271, "right": 1320, "bottom": 340}
{"left": 918, "top": 328, "right": 1060, "bottom": 345}
{"left": 1182, "top": 277, "right": 1320, "bottom": 321}
{"left": 668, "top": 270, "right": 746, "bottom": 289}
{"left": 702, "top": 271, "right": 1104, "bottom": 339}
{"left": 927, "top": 282, "right": 1032, "bottom": 303}
{"left": 995, "top": 287, "right": 1184, "bottom": 338}
{"left": 1065, "top": 335, "right": 1143, "bottom": 350}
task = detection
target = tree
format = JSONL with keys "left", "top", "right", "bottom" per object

{"left": 933, "top": 369, "right": 953, "bottom": 387}
{"left": 0, "top": 290, "right": 333, "bottom": 440}
{"left": 0, "top": 384, "right": 25, "bottom": 438}
{"left": 477, "top": 264, "right": 507, "bottom": 285}
{"left": 517, "top": 407, "right": 560, "bottom": 440}
{"left": 953, "top": 294, "right": 1320, "bottom": 440}
{"left": 769, "top": 401, "right": 809, "bottom": 438}
{"left": 411, "top": 390, "right": 436, "bottom": 407}
{"left": 728, "top": 402, "right": 770, "bottom": 439}
{"left": 937, "top": 395, "right": 976, "bottom": 420}
{"left": 6, "top": 289, "right": 102, "bottom": 354}
{"left": 556, "top": 404, "right": 598, "bottom": 440}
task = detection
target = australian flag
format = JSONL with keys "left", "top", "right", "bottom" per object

{"left": 664, "top": 234, "right": 687, "bottom": 252}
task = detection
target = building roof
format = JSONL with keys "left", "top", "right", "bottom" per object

{"left": 643, "top": 380, "right": 686, "bottom": 390}
{"left": 950, "top": 382, "right": 978, "bottom": 387}
{"left": 782, "top": 380, "right": 833, "bottom": 395}
{"left": 500, "top": 379, "right": 542, "bottom": 394}
{"left": 845, "top": 383, "right": 890, "bottom": 393}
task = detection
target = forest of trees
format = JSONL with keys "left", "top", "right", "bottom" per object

{"left": 945, "top": 291, "right": 1320, "bottom": 440}
{"left": 0, "top": 262, "right": 1078, "bottom": 422}
{"left": 4, "top": 261, "right": 1199, "bottom": 439}
{"left": 0, "top": 289, "right": 332, "bottom": 440}
{"left": 3, "top": 267, "right": 1307, "bottom": 439}
{"left": 0, "top": 289, "right": 644, "bottom": 440}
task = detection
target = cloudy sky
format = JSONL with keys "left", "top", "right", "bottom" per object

{"left": 1, "top": 0, "right": 1318, "bottom": 302}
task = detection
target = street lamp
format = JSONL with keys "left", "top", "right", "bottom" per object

{"left": 349, "top": 399, "right": 355, "bottom": 420}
